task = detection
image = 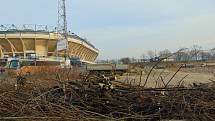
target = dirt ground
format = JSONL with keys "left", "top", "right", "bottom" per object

{"left": 0, "top": 66, "right": 215, "bottom": 90}
{"left": 0, "top": 68, "right": 80, "bottom": 91}
{"left": 119, "top": 67, "right": 215, "bottom": 88}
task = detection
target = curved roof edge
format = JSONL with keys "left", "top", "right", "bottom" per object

{"left": 0, "top": 24, "right": 98, "bottom": 51}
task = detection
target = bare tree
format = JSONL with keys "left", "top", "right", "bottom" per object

{"left": 141, "top": 53, "right": 146, "bottom": 59}
{"left": 159, "top": 49, "right": 172, "bottom": 58}
{"left": 147, "top": 50, "right": 155, "bottom": 59}
{"left": 120, "top": 57, "right": 131, "bottom": 64}
{"left": 210, "top": 48, "right": 215, "bottom": 60}
{"left": 175, "top": 48, "right": 190, "bottom": 61}
{"left": 190, "top": 45, "right": 202, "bottom": 61}
{"left": 199, "top": 50, "right": 210, "bottom": 61}
{"left": 140, "top": 53, "right": 146, "bottom": 62}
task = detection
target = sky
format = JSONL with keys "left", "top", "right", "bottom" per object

{"left": 0, "top": 0, "right": 215, "bottom": 60}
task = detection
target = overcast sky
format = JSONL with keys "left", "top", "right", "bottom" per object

{"left": 0, "top": 0, "right": 215, "bottom": 59}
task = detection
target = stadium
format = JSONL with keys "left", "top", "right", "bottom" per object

{"left": 0, "top": 24, "right": 99, "bottom": 63}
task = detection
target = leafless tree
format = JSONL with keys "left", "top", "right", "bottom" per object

{"left": 210, "top": 48, "right": 215, "bottom": 60}
{"left": 199, "top": 50, "right": 210, "bottom": 61}
{"left": 159, "top": 49, "right": 172, "bottom": 58}
{"left": 120, "top": 57, "right": 131, "bottom": 64}
{"left": 141, "top": 53, "right": 146, "bottom": 59}
{"left": 147, "top": 50, "right": 155, "bottom": 59}
{"left": 175, "top": 48, "right": 189, "bottom": 61}
{"left": 190, "top": 45, "right": 202, "bottom": 61}
{"left": 140, "top": 53, "right": 146, "bottom": 62}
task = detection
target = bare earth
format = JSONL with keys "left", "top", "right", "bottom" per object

{"left": 119, "top": 68, "right": 215, "bottom": 88}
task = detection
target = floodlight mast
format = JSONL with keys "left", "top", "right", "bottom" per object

{"left": 58, "top": 0, "right": 68, "bottom": 37}
{"left": 58, "top": 0, "right": 68, "bottom": 92}
{"left": 57, "top": 0, "right": 68, "bottom": 61}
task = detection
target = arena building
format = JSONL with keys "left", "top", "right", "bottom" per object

{"left": 0, "top": 24, "right": 99, "bottom": 63}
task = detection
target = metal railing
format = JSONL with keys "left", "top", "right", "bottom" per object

{"left": 0, "top": 24, "right": 57, "bottom": 32}
{"left": 0, "top": 24, "right": 98, "bottom": 51}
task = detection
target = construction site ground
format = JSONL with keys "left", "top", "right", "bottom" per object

{"left": 119, "top": 67, "right": 215, "bottom": 88}
{"left": 0, "top": 64, "right": 214, "bottom": 120}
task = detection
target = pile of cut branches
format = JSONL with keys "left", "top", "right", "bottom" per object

{"left": 0, "top": 73, "right": 214, "bottom": 121}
